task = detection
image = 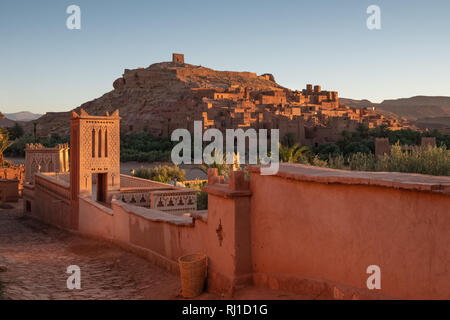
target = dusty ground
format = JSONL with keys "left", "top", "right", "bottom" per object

{"left": 0, "top": 201, "right": 309, "bottom": 300}
{"left": 0, "top": 201, "right": 181, "bottom": 300}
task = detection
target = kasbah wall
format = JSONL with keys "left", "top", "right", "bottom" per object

{"left": 23, "top": 110, "right": 450, "bottom": 300}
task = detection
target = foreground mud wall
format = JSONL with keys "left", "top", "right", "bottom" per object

{"left": 25, "top": 166, "right": 450, "bottom": 298}
{"left": 248, "top": 164, "right": 450, "bottom": 299}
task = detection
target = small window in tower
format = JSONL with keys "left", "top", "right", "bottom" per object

{"left": 98, "top": 129, "right": 102, "bottom": 157}
{"left": 92, "top": 129, "right": 96, "bottom": 157}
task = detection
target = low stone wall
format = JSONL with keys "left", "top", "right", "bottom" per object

{"left": 79, "top": 197, "right": 114, "bottom": 240}
{"left": 112, "top": 201, "right": 208, "bottom": 273}
{"left": 29, "top": 173, "right": 72, "bottom": 229}
{"left": 247, "top": 164, "right": 450, "bottom": 299}
{"left": 0, "top": 180, "right": 19, "bottom": 203}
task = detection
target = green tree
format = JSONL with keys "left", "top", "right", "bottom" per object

{"left": 281, "top": 132, "right": 296, "bottom": 148}
{"left": 355, "top": 124, "right": 369, "bottom": 139}
{"left": 199, "top": 150, "right": 241, "bottom": 179}
{"left": 279, "top": 143, "right": 310, "bottom": 163}
{"left": 32, "top": 122, "right": 38, "bottom": 140}
{"left": 0, "top": 128, "right": 14, "bottom": 166}
{"left": 314, "top": 143, "right": 340, "bottom": 160}
{"left": 8, "top": 123, "right": 24, "bottom": 140}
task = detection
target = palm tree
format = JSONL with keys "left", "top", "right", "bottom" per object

{"left": 279, "top": 143, "right": 310, "bottom": 163}
{"left": 199, "top": 149, "right": 240, "bottom": 179}
{"left": 356, "top": 124, "right": 369, "bottom": 139}
{"left": 0, "top": 128, "right": 13, "bottom": 166}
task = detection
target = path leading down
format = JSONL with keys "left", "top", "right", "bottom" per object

{"left": 0, "top": 201, "right": 310, "bottom": 300}
{"left": 0, "top": 201, "right": 180, "bottom": 300}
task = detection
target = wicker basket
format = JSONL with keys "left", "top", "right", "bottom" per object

{"left": 178, "top": 253, "right": 208, "bottom": 298}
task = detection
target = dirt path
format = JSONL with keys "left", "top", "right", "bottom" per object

{"left": 0, "top": 201, "right": 311, "bottom": 300}
{"left": 0, "top": 201, "right": 180, "bottom": 300}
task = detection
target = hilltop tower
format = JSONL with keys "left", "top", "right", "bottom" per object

{"left": 172, "top": 53, "right": 184, "bottom": 64}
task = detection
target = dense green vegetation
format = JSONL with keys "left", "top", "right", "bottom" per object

{"left": 0, "top": 128, "right": 14, "bottom": 165}
{"left": 281, "top": 126, "right": 450, "bottom": 176}
{"left": 4, "top": 133, "right": 69, "bottom": 157}
{"left": 311, "top": 125, "right": 450, "bottom": 161}
{"left": 348, "top": 145, "right": 450, "bottom": 176}
{"left": 184, "top": 180, "right": 208, "bottom": 210}
{"left": 3, "top": 122, "right": 449, "bottom": 176}
{"left": 132, "top": 165, "right": 186, "bottom": 183}
{"left": 3, "top": 125, "right": 174, "bottom": 163}
{"left": 120, "top": 131, "right": 173, "bottom": 162}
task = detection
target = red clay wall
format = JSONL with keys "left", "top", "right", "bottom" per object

{"left": 28, "top": 166, "right": 450, "bottom": 299}
{"left": 29, "top": 175, "right": 72, "bottom": 230}
{"left": 114, "top": 201, "right": 208, "bottom": 273}
{"left": 79, "top": 197, "right": 114, "bottom": 240}
{"left": 249, "top": 167, "right": 450, "bottom": 299}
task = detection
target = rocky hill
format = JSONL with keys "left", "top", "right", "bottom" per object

{"left": 24, "top": 56, "right": 450, "bottom": 138}
{"left": 0, "top": 116, "right": 17, "bottom": 128}
{"left": 28, "top": 61, "right": 283, "bottom": 137}
{"left": 5, "top": 111, "right": 42, "bottom": 122}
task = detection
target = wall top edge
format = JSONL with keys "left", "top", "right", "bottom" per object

{"left": 248, "top": 164, "right": 450, "bottom": 195}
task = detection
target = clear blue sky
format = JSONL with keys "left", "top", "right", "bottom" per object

{"left": 1, "top": 0, "right": 449, "bottom": 114}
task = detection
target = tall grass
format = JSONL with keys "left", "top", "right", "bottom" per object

{"left": 348, "top": 152, "right": 376, "bottom": 171}
{"left": 375, "top": 144, "right": 450, "bottom": 176}
{"left": 341, "top": 144, "right": 450, "bottom": 176}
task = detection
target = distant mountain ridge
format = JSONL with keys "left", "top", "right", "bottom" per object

{"left": 5, "top": 111, "right": 42, "bottom": 122}
{"left": 340, "top": 96, "right": 450, "bottom": 129}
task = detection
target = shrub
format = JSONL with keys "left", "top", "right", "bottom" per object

{"left": 8, "top": 123, "right": 24, "bottom": 140}
{"left": 279, "top": 143, "right": 310, "bottom": 163}
{"left": 120, "top": 131, "right": 173, "bottom": 162}
{"left": 307, "top": 155, "right": 328, "bottom": 167}
{"left": 132, "top": 165, "right": 186, "bottom": 183}
{"left": 314, "top": 143, "right": 340, "bottom": 160}
{"left": 0, "top": 128, "right": 14, "bottom": 165}
{"left": 120, "top": 149, "right": 171, "bottom": 162}
{"left": 185, "top": 181, "right": 208, "bottom": 210}
{"left": 321, "top": 144, "right": 450, "bottom": 176}
{"left": 375, "top": 144, "right": 450, "bottom": 176}
{"left": 327, "top": 154, "right": 346, "bottom": 169}
{"left": 348, "top": 152, "right": 376, "bottom": 171}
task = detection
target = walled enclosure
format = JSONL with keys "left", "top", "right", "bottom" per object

{"left": 25, "top": 161, "right": 450, "bottom": 299}
{"left": 23, "top": 111, "right": 450, "bottom": 299}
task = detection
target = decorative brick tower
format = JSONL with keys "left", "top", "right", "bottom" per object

{"left": 69, "top": 109, "right": 121, "bottom": 207}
